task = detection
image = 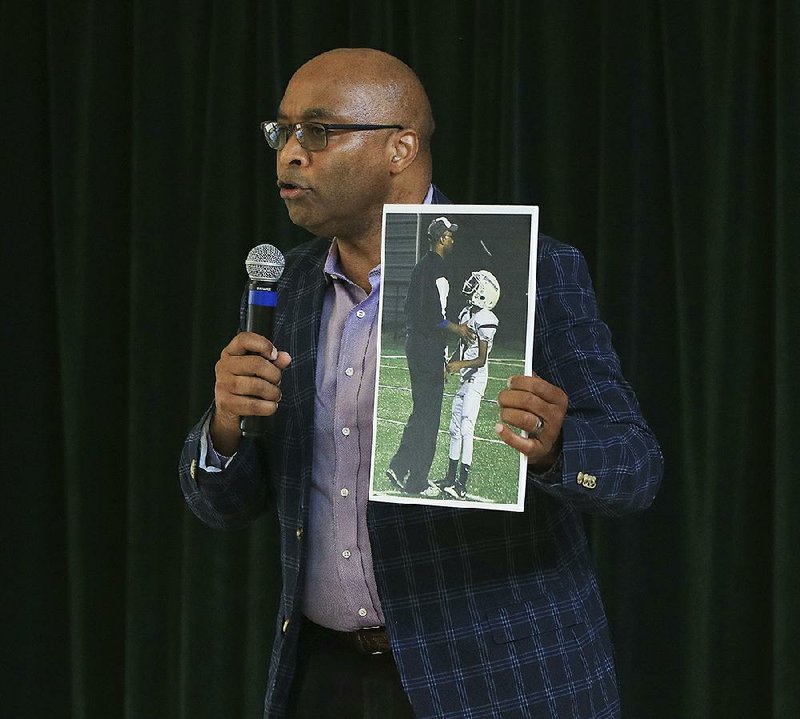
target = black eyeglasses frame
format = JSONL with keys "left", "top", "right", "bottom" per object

{"left": 260, "top": 121, "right": 403, "bottom": 151}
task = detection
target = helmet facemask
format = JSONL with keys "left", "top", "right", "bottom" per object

{"left": 462, "top": 270, "right": 500, "bottom": 310}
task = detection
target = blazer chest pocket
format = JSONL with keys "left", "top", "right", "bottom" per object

{"left": 485, "top": 599, "right": 583, "bottom": 645}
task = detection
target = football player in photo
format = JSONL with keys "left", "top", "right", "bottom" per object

{"left": 434, "top": 269, "right": 501, "bottom": 499}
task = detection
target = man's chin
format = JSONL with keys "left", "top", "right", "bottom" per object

{"left": 285, "top": 201, "right": 310, "bottom": 223}
{"left": 286, "top": 204, "right": 325, "bottom": 236}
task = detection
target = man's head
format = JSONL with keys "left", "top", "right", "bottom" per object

{"left": 427, "top": 216, "right": 458, "bottom": 257}
{"left": 271, "top": 48, "right": 435, "bottom": 244}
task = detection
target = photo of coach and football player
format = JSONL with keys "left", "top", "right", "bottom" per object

{"left": 370, "top": 205, "right": 539, "bottom": 511}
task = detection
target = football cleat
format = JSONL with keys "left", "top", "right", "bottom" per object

{"left": 420, "top": 485, "right": 442, "bottom": 498}
{"left": 444, "top": 482, "right": 467, "bottom": 500}
{"left": 421, "top": 477, "right": 447, "bottom": 497}
{"left": 385, "top": 468, "right": 406, "bottom": 492}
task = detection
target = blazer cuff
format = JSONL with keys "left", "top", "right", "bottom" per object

{"left": 528, "top": 452, "right": 564, "bottom": 485}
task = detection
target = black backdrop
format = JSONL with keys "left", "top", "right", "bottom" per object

{"left": 2, "top": 2, "right": 797, "bottom": 717}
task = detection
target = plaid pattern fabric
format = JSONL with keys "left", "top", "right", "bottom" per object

{"left": 179, "top": 192, "right": 663, "bottom": 717}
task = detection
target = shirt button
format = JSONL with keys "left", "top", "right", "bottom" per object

{"left": 358, "top": 608, "right": 368, "bottom": 617}
{"left": 345, "top": 367, "right": 354, "bottom": 377}
{"left": 356, "top": 310, "right": 366, "bottom": 318}
{"left": 341, "top": 427, "right": 351, "bottom": 436}
{"left": 340, "top": 488, "right": 349, "bottom": 497}
{"left": 342, "top": 549, "right": 351, "bottom": 559}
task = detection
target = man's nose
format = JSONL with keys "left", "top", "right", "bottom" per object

{"left": 278, "top": 130, "right": 309, "bottom": 166}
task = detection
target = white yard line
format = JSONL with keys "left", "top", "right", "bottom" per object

{"left": 376, "top": 416, "right": 505, "bottom": 445}
{"left": 377, "top": 488, "right": 495, "bottom": 503}
{"left": 377, "top": 384, "right": 500, "bottom": 405}
{"left": 381, "top": 356, "right": 524, "bottom": 365}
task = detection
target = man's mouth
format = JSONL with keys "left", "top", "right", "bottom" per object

{"left": 278, "top": 179, "right": 309, "bottom": 200}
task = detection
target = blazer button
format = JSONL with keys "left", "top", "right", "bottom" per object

{"left": 282, "top": 618, "right": 290, "bottom": 634}
{"left": 577, "top": 472, "right": 597, "bottom": 489}
{"left": 296, "top": 527, "right": 304, "bottom": 540}
{"left": 190, "top": 458, "right": 197, "bottom": 480}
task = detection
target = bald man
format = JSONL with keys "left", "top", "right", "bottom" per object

{"left": 180, "top": 48, "right": 663, "bottom": 719}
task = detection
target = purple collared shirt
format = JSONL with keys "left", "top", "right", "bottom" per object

{"left": 303, "top": 187, "right": 434, "bottom": 630}
{"left": 302, "top": 243, "right": 384, "bottom": 630}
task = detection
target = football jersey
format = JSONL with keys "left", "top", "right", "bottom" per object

{"left": 456, "top": 305, "right": 499, "bottom": 383}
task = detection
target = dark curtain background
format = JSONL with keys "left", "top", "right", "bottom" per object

{"left": 2, "top": 1, "right": 797, "bottom": 717}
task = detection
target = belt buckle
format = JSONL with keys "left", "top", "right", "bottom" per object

{"left": 356, "top": 626, "right": 389, "bottom": 655}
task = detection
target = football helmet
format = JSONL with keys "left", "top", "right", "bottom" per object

{"left": 462, "top": 269, "right": 500, "bottom": 310}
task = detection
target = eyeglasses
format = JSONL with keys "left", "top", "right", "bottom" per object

{"left": 261, "top": 121, "right": 403, "bottom": 151}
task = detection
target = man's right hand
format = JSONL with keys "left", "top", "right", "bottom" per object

{"left": 447, "top": 321, "right": 476, "bottom": 342}
{"left": 210, "top": 332, "right": 293, "bottom": 456}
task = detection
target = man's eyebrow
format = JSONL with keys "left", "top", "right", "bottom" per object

{"left": 276, "top": 107, "right": 341, "bottom": 122}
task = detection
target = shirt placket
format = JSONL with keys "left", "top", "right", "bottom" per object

{"left": 331, "top": 279, "right": 381, "bottom": 626}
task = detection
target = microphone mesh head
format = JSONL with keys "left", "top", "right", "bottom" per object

{"left": 245, "top": 243, "right": 285, "bottom": 281}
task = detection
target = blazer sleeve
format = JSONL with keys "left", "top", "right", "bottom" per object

{"left": 529, "top": 241, "right": 664, "bottom": 516}
{"left": 178, "top": 404, "right": 272, "bottom": 530}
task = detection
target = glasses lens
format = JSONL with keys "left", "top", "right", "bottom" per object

{"left": 297, "top": 123, "right": 327, "bottom": 151}
{"left": 262, "top": 122, "right": 288, "bottom": 149}
{"left": 261, "top": 122, "right": 330, "bottom": 151}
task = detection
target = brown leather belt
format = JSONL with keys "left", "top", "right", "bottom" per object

{"left": 302, "top": 617, "right": 392, "bottom": 656}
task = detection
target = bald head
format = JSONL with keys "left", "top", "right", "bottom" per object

{"left": 290, "top": 48, "right": 435, "bottom": 152}
{"left": 274, "top": 48, "right": 435, "bottom": 249}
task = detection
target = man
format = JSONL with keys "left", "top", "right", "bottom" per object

{"left": 436, "top": 269, "right": 501, "bottom": 500}
{"left": 179, "top": 47, "right": 663, "bottom": 719}
{"left": 387, "top": 216, "right": 474, "bottom": 495}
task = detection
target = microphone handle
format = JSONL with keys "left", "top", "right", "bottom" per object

{"left": 240, "top": 279, "right": 278, "bottom": 437}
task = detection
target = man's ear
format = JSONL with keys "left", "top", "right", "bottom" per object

{"left": 388, "top": 129, "right": 419, "bottom": 173}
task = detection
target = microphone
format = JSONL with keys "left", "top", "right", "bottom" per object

{"left": 240, "top": 243, "right": 286, "bottom": 437}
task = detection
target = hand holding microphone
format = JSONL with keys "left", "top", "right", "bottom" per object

{"left": 210, "top": 244, "right": 291, "bottom": 454}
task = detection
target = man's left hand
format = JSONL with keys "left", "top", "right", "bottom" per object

{"left": 495, "top": 373, "right": 568, "bottom": 472}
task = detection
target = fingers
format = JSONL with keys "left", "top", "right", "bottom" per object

{"left": 219, "top": 360, "right": 283, "bottom": 401}
{"left": 494, "top": 421, "right": 540, "bottom": 456}
{"left": 495, "top": 373, "right": 567, "bottom": 463}
{"left": 224, "top": 331, "right": 278, "bottom": 359}
{"left": 502, "top": 373, "right": 568, "bottom": 407}
{"left": 215, "top": 332, "right": 292, "bottom": 421}
{"left": 454, "top": 322, "right": 475, "bottom": 341}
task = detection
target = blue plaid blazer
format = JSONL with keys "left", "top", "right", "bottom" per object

{"left": 180, "top": 189, "right": 663, "bottom": 718}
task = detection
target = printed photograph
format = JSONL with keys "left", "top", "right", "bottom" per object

{"left": 369, "top": 204, "right": 539, "bottom": 511}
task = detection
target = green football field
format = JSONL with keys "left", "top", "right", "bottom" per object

{"left": 372, "top": 338, "right": 526, "bottom": 506}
